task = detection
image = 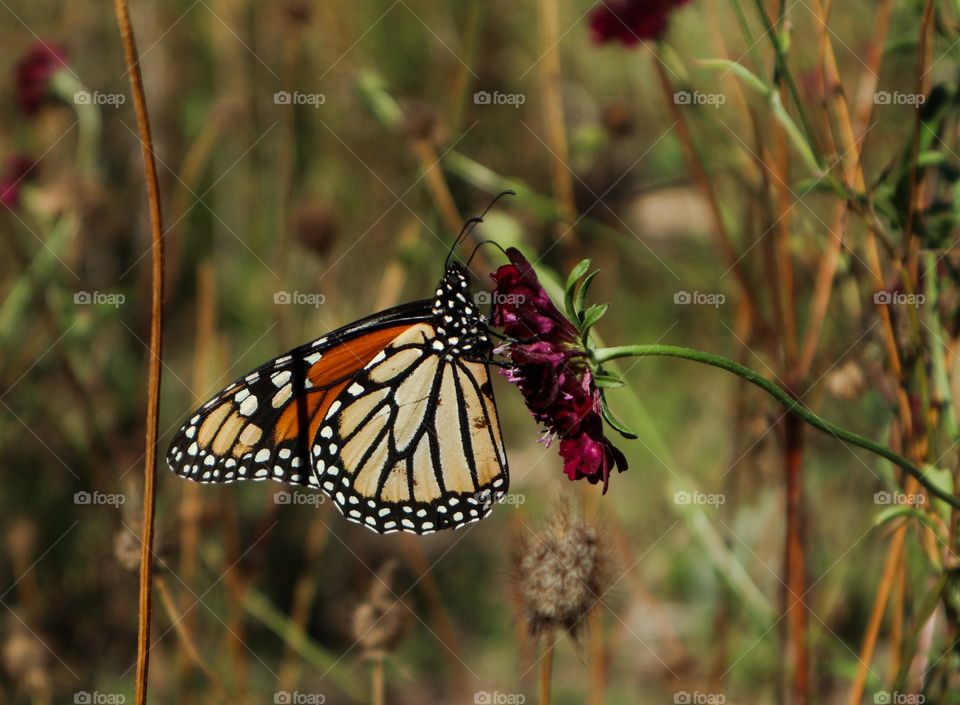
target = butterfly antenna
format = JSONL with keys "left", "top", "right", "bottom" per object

{"left": 445, "top": 217, "right": 484, "bottom": 269}
{"left": 444, "top": 189, "right": 517, "bottom": 267}
{"left": 466, "top": 239, "right": 508, "bottom": 267}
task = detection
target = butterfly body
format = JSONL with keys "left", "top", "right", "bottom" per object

{"left": 167, "top": 263, "right": 509, "bottom": 534}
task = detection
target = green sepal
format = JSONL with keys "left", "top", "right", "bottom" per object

{"left": 600, "top": 390, "right": 637, "bottom": 439}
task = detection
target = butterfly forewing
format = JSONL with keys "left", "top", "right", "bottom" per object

{"left": 166, "top": 308, "right": 429, "bottom": 489}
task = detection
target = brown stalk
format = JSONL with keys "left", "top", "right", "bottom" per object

{"left": 649, "top": 53, "right": 766, "bottom": 334}
{"left": 156, "top": 577, "right": 229, "bottom": 702}
{"left": 398, "top": 536, "right": 470, "bottom": 700}
{"left": 112, "top": 2, "right": 166, "bottom": 704}
{"left": 808, "top": 4, "right": 937, "bottom": 703}
{"left": 177, "top": 262, "right": 217, "bottom": 702}
{"left": 276, "top": 516, "right": 330, "bottom": 693}
{"left": 538, "top": 631, "right": 556, "bottom": 705}
{"left": 223, "top": 497, "right": 250, "bottom": 698}
{"left": 846, "top": 478, "right": 918, "bottom": 705}
{"left": 770, "top": 74, "right": 807, "bottom": 705}
{"left": 371, "top": 655, "right": 385, "bottom": 705}
{"left": 412, "top": 139, "right": 463, "bottom": 235}
{"left": 796, "top": 203, "right": 845, "bottom": 379}
{"left": 586, "top": 608, "right": 606, "bottom": 705}
{"left": 409, "top": 139, "right": 494, "bottom": 272}
{"left": 536, "top": 0, "right": 577, "bottom": 246}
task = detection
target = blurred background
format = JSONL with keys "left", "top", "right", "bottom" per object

{"left": 2, "top": 0, "right": 960, "bottom": 704}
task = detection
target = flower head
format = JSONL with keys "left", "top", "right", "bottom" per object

{"left": 589, "top": 0, "right": 691, "bottom": 46}
{"left": 491, "top": 249, "right": 578, "bottom": 342}
{"left": 512, "top": 499, "right": 608, "bottom": 639}
{"left": 15, "top": 42, "right": 68, "bottom": 115}
{"left": 0, "top": 156, "right": 36, "bottom": 210}
{"left": 491, "top": 248, "right": 628, "bottom": 490}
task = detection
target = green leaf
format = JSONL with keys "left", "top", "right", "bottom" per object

{"left": 699, "top": 58, "right": 822, "bottom": 176}
{"left": 600, "top": 390, "right": 637, "bottom": 439}
{"left": 593, "top": 369, "right": 624, "bottom": 389}
{"left": 580, "top": 303, "right": 608, "bottom": 338}
{"left": 564, "top": 259, "right": 591, "bottom": 321}
{"left": 574, "top": 270, "right": 600, "bottom": 322}
{"left": 699, "top": 58, "right": 771, "bottom": 96}
{"left": 873, "top": 506, "right": 945, "bottom": 544}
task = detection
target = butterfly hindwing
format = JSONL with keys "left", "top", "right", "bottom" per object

{"left": 314, "top": 323, "right": 509, "bottom": 534}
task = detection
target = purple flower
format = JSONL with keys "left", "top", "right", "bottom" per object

{"left": 559, "top": 415, "right": 628, "bottom": 486}
{"left": 15, "top": 42, "right": 68, "bottom": 115}
{"left": 490, "top": 248, "right": 578, "bottom": 342}
{"left": 0, "top": 155, "right": 36, "bottom": 209}
{"left": 589, "top": 0, "right": 691, "bottom": 46}
{"left": 491, "top": 248, "right": 628, "bottom": 491}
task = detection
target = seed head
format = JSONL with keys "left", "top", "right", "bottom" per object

{"left": 351, "top": 560, "right": 409, "bottom": 658}
{"left": 513, "top": 500, "right": 608, "bottom": 640}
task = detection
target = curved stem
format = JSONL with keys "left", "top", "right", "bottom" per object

{"left": 112, "top": 2, "right": 166, "bottom": 704}
{"left": 593, "top": 344, "right": 960, "bottom": 510}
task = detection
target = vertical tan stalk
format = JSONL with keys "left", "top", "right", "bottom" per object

{"left": 587, "top": 610, "right": 606, "bottom": 705}
{"left": 536, "top": 0, "right": 577, "bottom": 244}
{"left": 156, "top": 577, "right": 229, "bottom": 702}
{"left": 371, "top": 655, "right": 385, "bottom": 705}
{"left": 649, "top": 54, "right": 765, "bottom": 333}
{"left": 177, "top": 263, "right": 216, "bottom": 702}
{"left": 112, "top": 2, "right": 166, "bottom": 704}
{"left": 538, "top": 631, "right": 556, "bottom": 705}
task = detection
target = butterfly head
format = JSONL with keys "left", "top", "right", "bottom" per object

{"left": 431, "top": 263, "right": 491, "bottom": 357}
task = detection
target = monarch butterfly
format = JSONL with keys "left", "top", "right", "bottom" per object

{"left": 166, "top": 196, "right": 513, "bottom": 535}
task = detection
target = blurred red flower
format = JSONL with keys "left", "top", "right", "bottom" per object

{"left": 589, "top": 0, "right": 691, "bottom": 45}
{"left": 15, "top": 41, "right": 68, "bottom": 115}
{"left": 491, "top": 248, "right": 628, "bottom": 490}
{"left": 0, "top": 155, "right": 36, "bottom": 209}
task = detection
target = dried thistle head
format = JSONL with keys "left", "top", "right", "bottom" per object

{"left": 6, "top": 517, "right": 37, "bottom": 564}
{"left": 512, "top": 499, "right": 608, "bottom": 640}
{"left": 824, "top": 359, "right": 866, "bottom": 400}
{"left": 294, "top": 201, "right": 339, "bottom": 258}
{"left": 351, "top": 560, "right": 409, "bottom": 659}
{"left": 3, "top": 611, "right": 51, "bottom": 701}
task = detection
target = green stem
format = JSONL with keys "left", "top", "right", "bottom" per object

{"left": 593, "top": 344, "right": 960, "bottom": 510}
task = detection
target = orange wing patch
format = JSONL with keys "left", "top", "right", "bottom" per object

{"left": 273, "top": 324, "right": 412, "bottom": 444}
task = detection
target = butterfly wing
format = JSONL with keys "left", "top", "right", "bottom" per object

{"left": 166, "top": 302, "right": 433, "bottom": 489}
{"left": 315, "top": 322, "right": 509, "bottom": 534}
{"left": 168, "top": 263, "right": 511, "bottom": 535}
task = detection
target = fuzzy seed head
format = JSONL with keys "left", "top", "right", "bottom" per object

{"left": 351, "top": 560, "right": 409, "bottom": 658}
{"left": 514, "top": 502, "right": 607, "bottom": 639}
